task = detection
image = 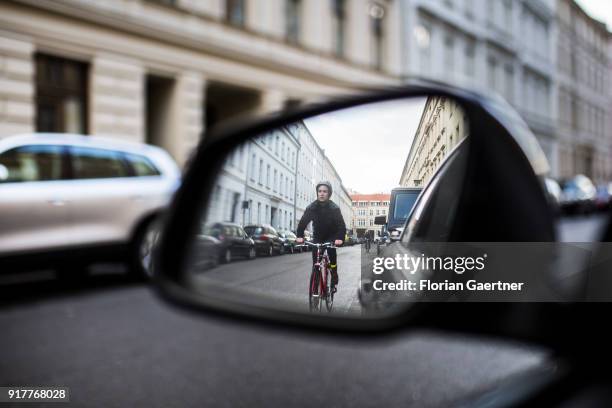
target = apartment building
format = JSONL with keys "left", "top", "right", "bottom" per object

{"left": 556, "top": 0, "right": 611, "bottom": 183}
{"left": 351, "top": 193, "right": 391, "bottom": 238}
{"left": 400, "top": 0, "right": 559, "bottom": 176}
{"left": 399, "top": 96, "right": 468, "bottom": 187}
{"left": 0, "top": 0, "right": 401, "bottom": 166}
{"left": 207, "top": 120, "right": 351, "bottom": 233}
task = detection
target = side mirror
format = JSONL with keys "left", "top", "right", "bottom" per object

{"left": 154, "top": 84, "right": 563, "bottom": 336}
{"left": 374, "top": 216, "right": 386, "bottom": 226}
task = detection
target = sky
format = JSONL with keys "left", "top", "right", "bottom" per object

{"left": 575, "top": 0, "right": 612, "bottom": 29}
{"left": 304, "top": 98, "right": 426, "bottom": 195}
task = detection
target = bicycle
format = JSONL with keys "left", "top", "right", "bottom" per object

{"left": 299, "top": 242, "right": 336, "bottom": 312}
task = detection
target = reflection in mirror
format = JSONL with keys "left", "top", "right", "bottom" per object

{"left": 184, "top": 96, "right": 470, "bottom": 318}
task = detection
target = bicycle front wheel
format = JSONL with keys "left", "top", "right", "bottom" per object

{"left": 325, "top": 267, "right": 334, "bottom": 312}
{"left": 309, "top": 267, "right": 321, "bottom": 312}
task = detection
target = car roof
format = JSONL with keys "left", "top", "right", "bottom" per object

{"left": 391, "top": 187, "right": 422, "bottom": 192}
{"left": 0, "top": 133, "right": 163, "bottom": 154}
{"left": 0, "top": 133, "right": 181, "bottom": 179}
{"left": 213, "top": 222, "right": 243, "bottom": 228}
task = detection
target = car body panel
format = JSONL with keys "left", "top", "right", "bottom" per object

{"left": 0, "top": 133, "right": 180, "bottom": 259}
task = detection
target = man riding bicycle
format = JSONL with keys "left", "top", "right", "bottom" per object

{"left": 296, "top": 181, "right": 346, "bottom": 293}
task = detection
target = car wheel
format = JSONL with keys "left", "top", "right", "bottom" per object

{"left": 131, "top": 218, "right": 161, "bottom": 280}
{"left": 248, "top": 246, "right": 256, "bottom": 259}
{"left": 223, "top": 248, "right": 232, "bottom": 263}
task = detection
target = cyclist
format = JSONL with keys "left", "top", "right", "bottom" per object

{"left": 296, "top": 181, "right": 346, "bottom": 293}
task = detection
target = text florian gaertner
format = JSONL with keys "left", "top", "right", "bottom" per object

{"left": 371, "top": 254, "right": 525, "bottom": 292}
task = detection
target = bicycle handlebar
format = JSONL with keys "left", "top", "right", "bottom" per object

{"left": 296, "top": 242, "right": 338, "bottom": 248}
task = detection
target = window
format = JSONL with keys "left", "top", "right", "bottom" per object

{"left": 0, "top": 145, "right": 64, "bottom": 183}
{"left": 444, "top": 35, "right": 454, "bottom": 72}
{"left": 504, "top": 63, "right": 514, "bottom": 103}
{"left": 226, "top": 0, "right": 245, "bottom": 27}
{"left": 36, "top": 54, "right": 88, "bottom": 133}
{"left": 465, "top": 40, "right": 475, "bottom": 77}
{"left": 259, "top": 159, "right": 263, "bottom": 184}
{"left": 332, "top": 0, "right": 346, "bottom": 57}
{"left": 266, "top": 165, "right": 271, "bottom": 188}
{"left": 250, "top": 154, "right": 256, "bottom": 180}
{"left": 274, "top": 169, "right": 278, "bottom": 192}
{"left": 70, "top": 147, "right": 129, "bottom": 179}
{"left": 286, "top": 0, "right": 302, "bottom": 44}
{"left": 503, "top": 0, "right": 512, "bottom": 31}
{"left": 124, "top": 153, "right": 161, "bottom": 177}
{"left": 369, "top": 2, "right": 386, "bottom": 70}
{"left": 487, "top": 56, "right": 497, "bottom": 89}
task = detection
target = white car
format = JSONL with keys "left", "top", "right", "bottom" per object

{"left": 0, "top": 133, "right": 181, "bottom": 278}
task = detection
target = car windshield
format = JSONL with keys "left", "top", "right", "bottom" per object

{"left": 244, "top": 226, "right": 263, "bottom": 236}
{"left": 202, "top": 224, "right": 221, "bottom": 236}
{"left": 393, "top": 192, "right": 419, "bottom": 221}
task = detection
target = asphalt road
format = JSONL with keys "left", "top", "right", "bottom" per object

{"left": 0, "top": 273, "right": 549, "bottom": 408}
{"left": 191, "top": 245, "right": 363, "bottom": 315}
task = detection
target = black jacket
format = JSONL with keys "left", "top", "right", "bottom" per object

{"left": 297, "top": 200, "right": 346, "bottom": 243}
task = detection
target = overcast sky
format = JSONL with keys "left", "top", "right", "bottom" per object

{"left": 304, "top": 98, "right": 426, "bottom": 195}
{"left": 575, "top": 0, "right": 612, "bottom": 29}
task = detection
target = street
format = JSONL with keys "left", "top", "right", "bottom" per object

{"left": 191, "top": 245, "right": 363, "bottom": 315}
{"left": 0, "top": 272, "right": 548, "bottom": 407}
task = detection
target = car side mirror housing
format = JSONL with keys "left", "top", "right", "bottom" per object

{"left": 153, "top": 83, "right": 558, "bottom": 337}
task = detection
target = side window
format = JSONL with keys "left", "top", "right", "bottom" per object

{"left": 0, "top": 145, "right": 63, "bottom": 183}
{"left": 124, "top": 153, "right": 161, "bottom": 177}
{"left": 71, "top": 147, "right": 129, "bottom": 179}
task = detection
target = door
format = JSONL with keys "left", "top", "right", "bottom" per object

{"left": 0, "top": 145, "right": 71, "bottom": 255}
{"left": 64, "top": 146, "right": 164, "bottom": 247}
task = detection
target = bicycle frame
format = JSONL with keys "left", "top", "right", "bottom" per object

{"left": 312, "top": 247, "right": 329, "bottom": 296}
{"left": 304, "top": 242, "right": 335, "bottom": 312}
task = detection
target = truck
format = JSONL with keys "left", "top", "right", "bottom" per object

{"left": 374, "top": 187, "right": 422, "bottom": 242}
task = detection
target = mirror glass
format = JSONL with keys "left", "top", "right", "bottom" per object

{"left": 182, "top": 96, "right": 475, "bottom": 318}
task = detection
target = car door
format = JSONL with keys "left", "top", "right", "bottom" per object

{"left": 63, "top": 146, "right": 158, "bottom": 247}
{"left": 0, "top": 144, "right": 71, "bottom": 255}
{"left": 235, "top": 226, "right": 250, "bottom": 256}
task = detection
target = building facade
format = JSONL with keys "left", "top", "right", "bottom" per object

{"left": 0, "top": 0, "right": 402, "bottom": 166}
{"left": 556, "top": 0, "right": 611, "bottom": 183}
{"left": 399, "top": 96, "right": 468, "bottom": 187}
{"left": 351, "top": 193, "right": 391, "bottom": 238}
{"left": 207, "top": 120, "right": 351, "bottom": 234}
{"left": 400, "top": 0, "right": 559, "bottom": 176}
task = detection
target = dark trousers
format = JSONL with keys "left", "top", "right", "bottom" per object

{"left": 312, "top": 247, "right": 338, "bottom": 285}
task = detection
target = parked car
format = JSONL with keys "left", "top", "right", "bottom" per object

{"left": 0, "top": 133, "right": 181, "bottom": 278}
{"left": 243, "top": 224, "right": 284, "bottom": 256}
{"left": 278, "top": 230, "right": 299, "bottom": 253}
{"left": 203, "top": 222, "right": 256, "bottom": 263}
{"left": 595, "top": 183, "right": 612, "bottom": 211}
{"left": 560, "top": 175, "right": 597, "bottom": 215}
{"left": 189, "top": 234, "right": 222, "bottom": 272}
